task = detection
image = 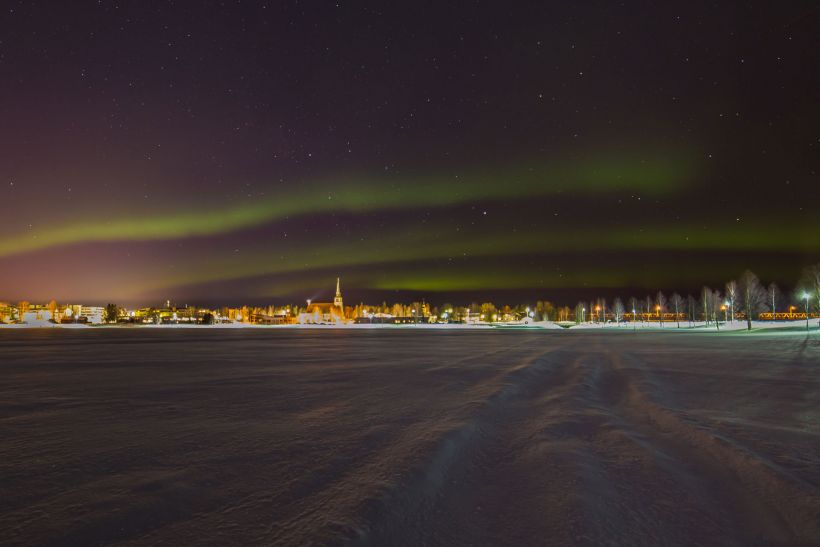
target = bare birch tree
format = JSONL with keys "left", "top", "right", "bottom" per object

{"left": 725, "top": 280, "right": 738, "bottom": 322}
{"left": 767, "top": 283, "right": 782, "bottom": 321}
{"left": 670, "top": 293, "right": 684, "bottom": 328}
{"left": 799, "top": 263, "right": 820, "bottom": 315}
{"left": 613, "top": 298, "right": 625, "bottom": 324}
{"left": 738, "top": 270, "right": 766, "bottom": 330}
{"left": 656, "top": 291, "right": 667, "bottom": 327}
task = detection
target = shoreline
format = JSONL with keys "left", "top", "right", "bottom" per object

{"left": 1, "top": 320, "right": 816, "bottom": 333}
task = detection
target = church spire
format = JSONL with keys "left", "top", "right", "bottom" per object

{"left": 334, "top": 278, "right": 343, "bottom": 308}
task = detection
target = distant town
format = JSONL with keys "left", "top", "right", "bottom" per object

{"left": 3, "top": 266, "right": 820, "bottom": 329}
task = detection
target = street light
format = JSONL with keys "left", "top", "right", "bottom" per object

{"left": 804, "top": 292, "right": 811, "bottom": 332}
{"left": 582, "top": 307, "right": 585, "bottom": 323}
{"left": 632, "top": 308, "right": 636, "bottom": 332}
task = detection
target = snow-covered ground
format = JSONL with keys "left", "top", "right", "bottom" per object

{"left": 569, "top": 319, "right": 819, "bottom": 332}
{"left": 1, "top": 329, "right": 818, "bottom": 545}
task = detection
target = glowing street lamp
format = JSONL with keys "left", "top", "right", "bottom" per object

{"left": 632, "top": 308, "right": 636, "bottom": 332}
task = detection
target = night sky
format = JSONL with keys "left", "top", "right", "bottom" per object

{"left": 1, "top": 1, "right": 818, "bottom": 306}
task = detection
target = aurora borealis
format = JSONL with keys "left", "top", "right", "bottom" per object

{"left": 1, "top": 2, "right": 818, "bottom": 305}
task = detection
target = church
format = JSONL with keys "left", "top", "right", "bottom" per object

{"left": 298, "top": 278, "right": 346, "bottom": 324}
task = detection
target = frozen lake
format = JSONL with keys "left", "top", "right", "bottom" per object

{"left": 1, "top": 329, "right": 819, "bottom": 545}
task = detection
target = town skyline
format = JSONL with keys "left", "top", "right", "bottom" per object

{"left": 4, "top": 263, "right": 819, "bottom": 329}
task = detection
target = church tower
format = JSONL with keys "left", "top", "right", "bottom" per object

{"left": 334, "top": 277, "right": 343, "bottom": 309}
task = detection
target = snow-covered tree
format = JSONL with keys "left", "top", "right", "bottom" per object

{"left": 798, "top": 263, "right": 820, "bottom": 313}
{"left": 725, "top": 280, "right": 738, "bottom": 322}
{"left": 670, "top": 293, "right": 684, "bottom": 328}
{"left": 701, "top": 287, "right": 721, "bottom": 328}
{"left": 738, "top": 270, "right": 766, "bottom": 330}
{"left": 656, "top": 291, "right": 667, "bottom": 327}
{"left": 613, "top": 298, "right": 625, "bottom": 324}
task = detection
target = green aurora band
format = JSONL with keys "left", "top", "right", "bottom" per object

{"left": 0, "top": 156, "right": 692, "bottom": 257}
{"left": 137, "top": 218, "right": 818, "bottom": 297}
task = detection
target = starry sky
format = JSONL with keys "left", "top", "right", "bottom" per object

{"left": 1, "top": 1, "right": 818, "bottom": 306}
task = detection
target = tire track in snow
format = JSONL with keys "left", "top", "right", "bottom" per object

{"left": 350, "top": 340, "right": 580, "bottom": 546}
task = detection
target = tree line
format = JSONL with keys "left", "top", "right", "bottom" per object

{"left": 574, "top": 263, "right": 820, "bottom": 330}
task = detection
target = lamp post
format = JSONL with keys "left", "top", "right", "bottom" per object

{"left": 582, "top": 307, "right": 585, "bottom": 323}
{"left": 632, "top": 308, "right": 636, "bottom": 332}
{"left": 804, "top": 292, "right": 810, "bottom": 332}
{"left": 722, "top": 304, "right": 728, "bottom": 324}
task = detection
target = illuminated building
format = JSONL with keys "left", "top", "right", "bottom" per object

{"left": 299, "top": 278, "right": 346, "bottom": 324}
